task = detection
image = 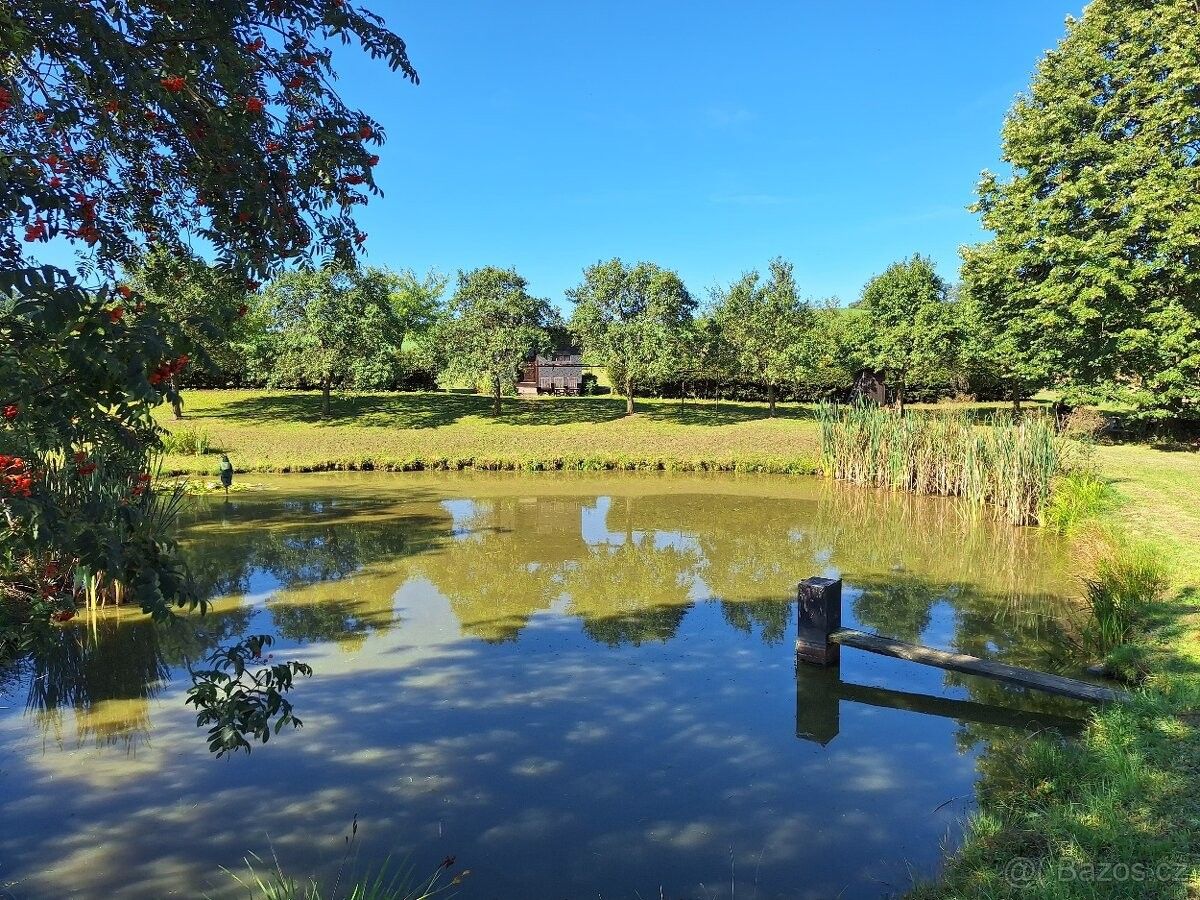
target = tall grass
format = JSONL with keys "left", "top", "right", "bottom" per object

{"left": 1077, "top": 538, "right": 1170, "bottom": 657}
{"left": 816, "top": 403, "right": 1065, "bottom": 525}
{"left": 225, "top": 853, "right": 463, "bottom": 900}
{"left": 161, "top": 426, "right": 213, "bottom": 455}
{"left": 1040, "top": 469, "right": 1118, "bottom": 535}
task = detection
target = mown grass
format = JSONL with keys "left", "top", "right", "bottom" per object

{"left": 155, "top": 389, "right": 825, "bottom": 475}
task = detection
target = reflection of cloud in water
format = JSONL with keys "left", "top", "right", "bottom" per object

{"left": 0, "top": 472, "right": 1082, "bottom": 899}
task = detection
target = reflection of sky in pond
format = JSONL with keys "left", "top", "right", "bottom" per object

{"left": 0, "top": 472, "right": 1087, "bottom": 899}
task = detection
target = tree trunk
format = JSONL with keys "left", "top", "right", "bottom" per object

{"left": 321, "top": 378, "right": 331, "bottom": 419}
{"left": 768, "top": 382, "right": 777, "bottom": 417}
{"left": 625, "top": 377, "right": 635, "bottom": 416}
{"left": 1011, "top": 379, "right": 1023, "bottom": 414}
{"left": 492, "top": 376, "right": 502, "bottom": 416}
{"left": 895, "top": 381, "right": 906, "bottom": 416}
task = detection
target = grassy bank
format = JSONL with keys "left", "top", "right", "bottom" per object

{"left": 155, "top": 389, "right": 825, "bottom": 474}
{"left": 914, "top": 442, "right": 1200, "bottom": 899}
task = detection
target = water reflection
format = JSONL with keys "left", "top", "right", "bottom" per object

{"left": 0, "top": 472, "right": 1084, "bottom": 899}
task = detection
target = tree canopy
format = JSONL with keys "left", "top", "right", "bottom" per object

{"left": 568, "top": 259, "right": 696, "bottom": 415}
{"left": 1, "top": 0, "right": 419, "bottom": 753}
{"left": 709, "top": 258, "right": 815, "bottom": 416}
{"left": 859, "top": 255, "right": 961, "bottom": 413}
{"left": 435, "top": 267, "right": 554, "bottom": 414}
{"left": 961, "top": 0, "right": 1200, "bottom": 422}
{"left": 263, "top": 265, "right": 403, "bottom": 417}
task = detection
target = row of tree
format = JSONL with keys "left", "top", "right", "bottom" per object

{"left": 142, "top": 248, "right": 995, "bottom": 418}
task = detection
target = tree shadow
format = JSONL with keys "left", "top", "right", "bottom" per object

{"left": 201, "top": 390, "right": 823, "bottom": 430}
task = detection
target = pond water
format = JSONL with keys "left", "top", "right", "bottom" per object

{"left": 0, "top": 472, "right": 1088, "bottom": 899}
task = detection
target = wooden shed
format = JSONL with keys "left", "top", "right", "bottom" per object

{"left": 850, "top": 369, "right": 887, "bottom": 405}
{"left": 518, "top": 353, "right": 584, "bottom": 395}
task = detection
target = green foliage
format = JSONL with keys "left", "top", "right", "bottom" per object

{"left": 262, "top": 266, "right": 405, "bottom": 416}
{"left": 1079, "top": 540, "right": 1170, "bottom": 656}
{"left": 708, "top": 258, "right": 815, "bottom": 415}
{"left": 858, "top": 255, "right": 961, "bottom": 411}
{"left": 1041, "top": 471, "right": 1119, "bottom": 535}
{"left": 186, "top": 634, "right": 313, "bottom": 757}
{"left": 2, "top": 0, "right": 419, "bottom": 752}
{"left": 962, "top": 0, "right": 1200, "bottom": 423}
{"left": 128, "top": 248, "right": 255, "bottom": 389}
{"left": 433, "top": 267, "right": 554, "bottom": 414}
{"left": 225, "top": 824, "right": 465, "bottom": 900}
{"left": 568, "top": 258, "right": 696, "bottom": 415}
{"left": 161, "top": 426, "right": 214, "bottom": 456}
{"left": 817, "top": 403, "right": 1065, "bottom": 525}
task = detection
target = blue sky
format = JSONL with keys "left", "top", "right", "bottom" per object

{"left": 35, "top": 3, "right": 1084, "bottom": 309}
{"left": 334, "top": 1, "right": 1083, "bottom": 309}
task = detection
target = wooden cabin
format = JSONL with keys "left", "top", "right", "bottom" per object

{"left": 517, "top": 353, "right": 584, "bottom": 395}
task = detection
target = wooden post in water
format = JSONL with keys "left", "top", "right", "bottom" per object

{"left": 796, "top": 576, "right": 841, "bottom": 666}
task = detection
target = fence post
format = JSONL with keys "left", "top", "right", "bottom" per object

{"left": 796, "top": 576, "right": 841, "bottom": 666}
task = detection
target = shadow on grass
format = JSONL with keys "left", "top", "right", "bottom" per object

{"left": 200, "top": 391, "right": 818, "bottom": 429}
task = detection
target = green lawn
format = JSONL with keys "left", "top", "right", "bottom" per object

{"left": 157, "top": 388, "right": 826, "bottom": 475}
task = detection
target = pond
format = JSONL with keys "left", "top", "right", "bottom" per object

{"left": 0, "top": 472, "right": 1089, "bottom": 899}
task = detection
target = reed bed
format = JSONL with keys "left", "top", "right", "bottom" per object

{"left": 816, "top": 403, "right": 1066, "bottom": 525}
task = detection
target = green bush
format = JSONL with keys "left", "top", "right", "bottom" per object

{"left": 161, "top": 426, "right": 213, "bottom": 455}
{"left": 1041, "top": 470, "right": 1119, "bottom": 534}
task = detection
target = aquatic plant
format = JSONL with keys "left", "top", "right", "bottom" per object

{"left": 1078, "top": 538, "right": 1170, "bottom": 657}
{"left": 815, "top": 403, "right": 1065, "bottom": 525}
{"left": 224, "top": 819, "right": 467, "bottom": 900}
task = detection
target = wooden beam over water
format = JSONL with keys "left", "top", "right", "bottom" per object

{"left": 830, "top": 628, "right": 1129, "bottom": 704}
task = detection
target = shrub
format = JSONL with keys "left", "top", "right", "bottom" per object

{"left": 161, "top": 426, "right": 213, "bottom": 455}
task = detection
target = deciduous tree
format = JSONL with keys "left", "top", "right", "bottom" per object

{"left": 568, "top": 259, "right": 695, "bottom": 415}
{"left": 859, "top": 255, "right": 960, "bottom": 414}
{"left": 962, "top": 0, "right": 1200, "bottom": 422}
{"left": 709, "top": 258, "right": 814, "bottom": 416}
{"left": 264, "top": 266, "right": 403, "bottom": 417}
{"left": 436, "top": 267, "right": 554, "bottom": 415}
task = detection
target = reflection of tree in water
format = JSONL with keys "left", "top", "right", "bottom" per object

{"left": 24, "top": 605, "right": 253, "bottom": 750}
{"left": 851, "top": 576, "right": 939, "bottom": 643}
{"left": 417, "top": 548, "right": 560, "bottom": 643}
{"left": 720, "top": 600, "right": 791, "bottom": 645}
{"left": 177, "top": 502, "right": 447, "bottom": 648}
{"left": 564, "top": 538, "right": 699, "bottom": 646}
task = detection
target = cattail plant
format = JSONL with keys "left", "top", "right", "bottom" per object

{"left": 817, "top": 403, "right": 1066, "bottom": 526}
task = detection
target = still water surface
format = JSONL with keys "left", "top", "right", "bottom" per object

{"left": 0, "top": 473, "right": 1086, "bottom": 899}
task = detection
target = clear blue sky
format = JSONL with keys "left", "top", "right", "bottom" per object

{"left": 335, "top": 1, "right": 1083, "bottom": 309}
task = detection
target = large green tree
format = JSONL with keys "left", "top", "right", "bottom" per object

{"left": 962, "top": 0, "right": 1200, "bottom": 422}
{"left": 1, "top": 1, "right": 418, "bottom": 753}
{"left": 128, "top": 248, "right": 256, "bottom": 414}
{"left": 859, "top": 255, "right": 961, "bottom": 413}
{"left": 568, "top": 259, "right": 695, "bottom": 415}
{"left": 435, "top": 266, "right": 553, "bottom": 415}
{"left": 709, "top": 258, "right": 814, "bottom": 416}
{"left": 263, "top": 265, "right": 403, "bottom": 417}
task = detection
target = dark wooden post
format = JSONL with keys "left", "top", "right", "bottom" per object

{"left": 796, "top": 576, "right": 841, "bottom": 666}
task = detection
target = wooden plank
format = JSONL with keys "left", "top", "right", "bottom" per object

{"left": 829, "top": 628, "right": 1129, "bottom": 704}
